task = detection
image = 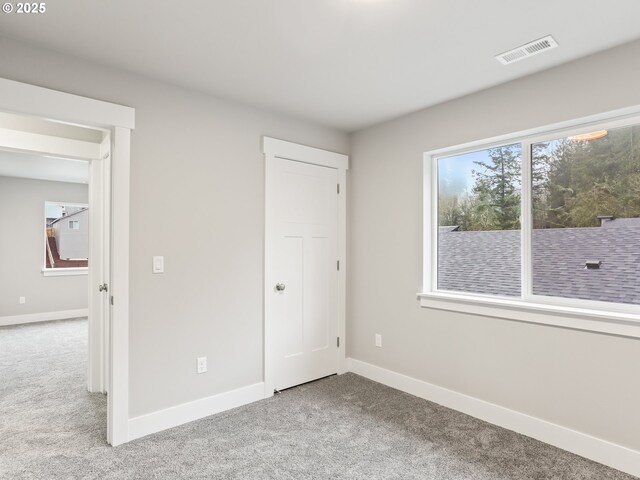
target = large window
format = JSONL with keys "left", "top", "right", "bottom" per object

{"left": 530, "top": 124, "right": 640, "bottom": 305}
{"left": 423, "top": 111, "right": 640, "bottom": 336}
{"left": 437, "top": 144, "right": 522, "bottom": 297}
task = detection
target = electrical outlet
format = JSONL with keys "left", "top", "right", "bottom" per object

{"left": 375, "top": 334, "right": 382, "bottom": 348}
{"left": 196, "top": 356, "right": 207, "bottom": 374}
{"left": 19, "top": 296, "right": 26, "bottom": 304}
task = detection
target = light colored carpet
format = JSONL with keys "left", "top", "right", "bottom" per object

{"left": 0, "top": 318, "right": 636, "bottom": 479}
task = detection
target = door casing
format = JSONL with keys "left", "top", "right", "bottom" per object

{"left": 87, "top": 134, "right": 111, "bottom": 395}
{"left": 263, "top": 136, "right": 348, "bottom": 397}
{"left": 0, "top": 77, "right": 134, "bottom": 446}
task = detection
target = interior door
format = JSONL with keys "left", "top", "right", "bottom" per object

{"left": 268, "top": 157, "right": 339, "bottom": 391}
{"left": 87, "top": 132, "right": 111, "bottom": 394}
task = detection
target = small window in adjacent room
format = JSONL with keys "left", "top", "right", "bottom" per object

{"left": 422, "top": 110, "right": 640, "bottom": 336}
{"left": 44, "top": 202, "right": 89, "bottom": 272}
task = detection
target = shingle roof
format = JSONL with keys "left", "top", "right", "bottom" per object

{"left": 438, "top": 222, "right": 640, "bottom": 305}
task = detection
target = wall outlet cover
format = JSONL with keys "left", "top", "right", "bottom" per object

{"left": 375, "top": 334, "right": 382, "bottom": 348}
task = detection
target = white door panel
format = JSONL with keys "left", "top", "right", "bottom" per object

{"left": 281, "top": 235, "right": 304, "bottom": 358}
{"left": 270, "top": 157, "right": 338, "bottom": 391}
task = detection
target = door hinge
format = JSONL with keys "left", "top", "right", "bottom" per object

{"left": 337, "top": 260, "right": 340, "bottom": 271}
{"left": 110, "top": 295, "right": 114, "bottom": 306}
{"left": 337, "top": 337, "right": 340, "bottom": 348}
{"left": 337, "top": 183, "right": 340, "bottom": 194}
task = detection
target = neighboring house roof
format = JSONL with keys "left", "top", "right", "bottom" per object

{"left": 438, "top": 221, "right": 640, "bottom": 305}
{"left": 49, "top": 207, "right": 88, "bottom": 226}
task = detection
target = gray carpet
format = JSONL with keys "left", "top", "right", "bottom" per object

{"left": 0, "top": 318, "right": 635, "bottom": 479}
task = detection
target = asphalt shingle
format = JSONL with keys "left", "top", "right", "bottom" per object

{"left": 438, "top": 219, "right": 640, "bottom": 304}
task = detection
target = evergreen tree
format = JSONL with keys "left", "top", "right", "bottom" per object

{"left": 471, "top": 144, "right": 521, "bottom": 230}
{"left": 438, "top": 124, "right": 640, "bottom": 232}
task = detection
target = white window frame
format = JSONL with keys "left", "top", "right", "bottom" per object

{"left": 420, "top": 105, "right": 640, "bottom": 339}
{"left": 43, "top": 201, "right": 89, "bottom": 276}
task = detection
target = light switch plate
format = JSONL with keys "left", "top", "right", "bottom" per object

{"left": 152, "top": 256, "right": 164, "bottom": 274}
{"left": 375, "top": 334, "right": 382, "bottom": 348}
{"left": 197, "top": 356, "right": 207, "bottom": 374}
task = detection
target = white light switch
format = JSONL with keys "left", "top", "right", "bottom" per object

{"left": 152, "top": 256, "right": 164, "bottom": 274}
{"left": 197, "top": 356, "right": 207, "bottom": 374}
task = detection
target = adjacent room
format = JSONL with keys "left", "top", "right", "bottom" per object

{"left": 0, "top": 1, "right": 639, "bottom": 479}
{"left": 0, "top": 115, "right": 112, "bottom": 465}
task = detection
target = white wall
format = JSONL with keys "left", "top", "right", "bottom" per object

{"left": 0, "top": 37, "right": 348, "bottom": 417}
{"left": 348, "top": 39, "right": 640, "bottom": 452}
{"left": 0, "top": 176, "right": 88, "bottom": 317}
{"left": 54, "top": 208, "right": 89, "bottom": 260}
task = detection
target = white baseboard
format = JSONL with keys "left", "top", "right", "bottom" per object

{"left": 128, "top": 382, "right": 265, "bottom": 441}
{"left": 0, "top": 308, "right": 88, "bottom": 327}
{"left": 346, "top": 358, "right": 640, "bottom": 478}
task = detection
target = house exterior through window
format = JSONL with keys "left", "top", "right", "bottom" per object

{"left": 45, "top": 202, "right": 89, "bottom": 270}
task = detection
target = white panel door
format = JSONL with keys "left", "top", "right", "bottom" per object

{"left": 269, "top": 157, "right": 339, "bottom": 391}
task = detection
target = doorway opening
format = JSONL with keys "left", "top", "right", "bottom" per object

{"left": 0, "top": 110, "right": 111, "bottom": 445}
{"left": 0, "top": 77, "right": 134, "bottom": 446}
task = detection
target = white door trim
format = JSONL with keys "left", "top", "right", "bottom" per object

{"left": 263, "top": 137, "right": 348, "bottom": 170}
{"left": 87, "top": 144, "right": 107, "bottom": 395}
{"left": 0, "top": 77, "right": 134, "bottom": 446}
{"left": 262, "top": 137, "right": 348, "bottom": 398}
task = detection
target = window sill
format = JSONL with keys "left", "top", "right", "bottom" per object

{"left": 418, "top": 292, "right": 640, "bottom": 339}
{"left": 42, "top": 268, "right": 88, "bottom": 277}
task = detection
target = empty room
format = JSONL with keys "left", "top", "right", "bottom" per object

{"left": 0, "top": 1, "right": 639, "bottom": 479}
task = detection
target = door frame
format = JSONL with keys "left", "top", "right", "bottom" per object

{"left": 263, "top": 136, "right": 348, "bottom": 398}
{"left": 87, "top": 134, "right": 112, "bottom": 396}
{"left": 0, "top": 77, "right": 134, "bottom": 446}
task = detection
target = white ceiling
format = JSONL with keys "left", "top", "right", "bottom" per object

{"left": 1, "top": 1, "right": 640, "bottom": 131}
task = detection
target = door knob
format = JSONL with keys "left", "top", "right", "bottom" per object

{"left": 275, "top": 283, "right": 286, "bottom": 292}
{"left": 98, "top": 283, "right": 108, "bottom": 293}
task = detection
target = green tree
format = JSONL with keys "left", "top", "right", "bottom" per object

{"left": 471, "top": 145, "right": 521, "bottom": 230}
{"left": 533, "top": 124, "right": 640, "bottom": 228}
{"left": 439, "top": 193, "right": 481, "bottom": 231}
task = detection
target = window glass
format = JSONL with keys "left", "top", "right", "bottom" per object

{"left": 437, "top": 144, "right": 522, "bottom": 297}
{"left": 45, "top": 202, "right": 89, "bottom": 269}
{"left": 531, "top": 124, "right": 640, "bottom": 304}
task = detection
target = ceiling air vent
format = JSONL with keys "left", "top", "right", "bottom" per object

{"left": 495, "top": 35, "right": 559, "bottom": 65}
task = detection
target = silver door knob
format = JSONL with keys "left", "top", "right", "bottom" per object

{"left": 98, "top": 283, "right": 108, "bottom": 293}
{"left": 275, "top": 283, "right": 286, "bottom": 292}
